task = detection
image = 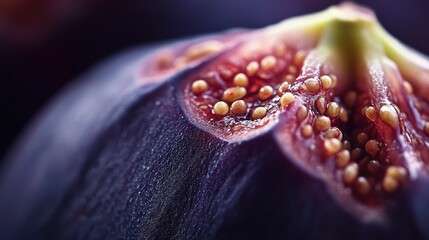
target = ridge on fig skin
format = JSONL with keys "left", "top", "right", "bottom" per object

{"left": 173, "top": 2, "right": 429, "bottom": 222}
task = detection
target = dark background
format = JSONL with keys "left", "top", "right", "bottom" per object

{"left": 1, "top": 0, "right": 429, "bottom": 158}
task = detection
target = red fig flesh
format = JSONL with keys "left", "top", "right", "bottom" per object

{"left": 152, "top": 3, "right": 429, "bottom": 220}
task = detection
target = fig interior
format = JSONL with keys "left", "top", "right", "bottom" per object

{"left": 156, "top": 34, "right": 429, "bottom": 209}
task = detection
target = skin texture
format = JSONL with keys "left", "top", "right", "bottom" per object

{"left": 2, "top": 5, "right": 429, "bottom": 240}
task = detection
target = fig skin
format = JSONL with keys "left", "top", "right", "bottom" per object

{"left": 2, "top": 4, "right": 429, "bottom": 240}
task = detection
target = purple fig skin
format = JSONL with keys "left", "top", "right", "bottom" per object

{"left": 1, "top": 18, "right": 429, "bottom": 240}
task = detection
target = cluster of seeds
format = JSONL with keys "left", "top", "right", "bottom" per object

{"left": 186, "top": 39, "right": 413, "bottom": 206}
{"left": 189, "top": 41, "right": 307, "bottom": 131}
{"left": 293, "top": 77, "right": 408, "bottom": 204}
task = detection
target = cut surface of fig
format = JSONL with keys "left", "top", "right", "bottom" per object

{"left": 182, "top": 38, "right": 313, "bottom": 138}
{"left": 172, "top": 3, "right": 429, "bottom": 220}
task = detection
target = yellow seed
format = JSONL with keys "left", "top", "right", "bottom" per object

{"left": 355, "top": 177, "right": 371, "bottom": 195}
{"left": 343, "top": 163, "right": 359, "bottom": 184}
{"left": 230, "top": 100, "right": 247, "bottom": 115}
{"left": 367, "top": 160, "right": 381, "bottom": 175}
{"left": 222, "top": 87, "right": 247, "bottom": 102}
{"left": 294, "top": 50, "right": 307, "bottom": 66}
{"left": 273, "top": 43, "right": 286, "bottom": 57}
{"left": 324, "top": 127, "right": 342, "bottom": 140}
{"left": 342, "top": 140, "right": 352, "bottom": 151}
{"left": 261, "top": 55, "right": 277, "bottom": 71}
{"left": 233, "top": 73, "right": 249, "bottom": 87}
{"left": 320, "top": 75, "right": 332, "bottom": 89}
{"left": 379, "top": 104, "right": 398, "bottom": 129}
{"left": 288, "top": 66, "right": 298, "bottom": 76}
{"left": 314, "top": 116, "right": 331, "bottom": 132}
{"left": 357, "top": 132, "right": 369, "bottom": 145}
{"left": 185, "top": 40, "right": 223, "bottom": 61}
{"left": 252, "top": 107, "right": 267, "bottom": 119}
{"left": 383, "top": 176, "right": 398, "bottom": 193}
{"left": 339, "top": 108, "right": 348, "bottom": 122}
{"left": 246, "top": 61, "right": 260, "bottom": 76}
{"left": 199, "top": 105, "right": 209, "bottom": 110}
{"left": 364, "top": 106, "right": 376, "bottom": 122}
{"left": 284, "top": 74, "right": 295, "bottom": 83}
{"left": 403, "top": 81, "right": 413, "bottom": 94}
{"left": 424, "top": 122, "right": 429, "bottom": 135}
{"left": 361, "top": 106, "right": 367, "bottom": 116}
{"left": 336, "top": 150, "right": 350, "bottom": 168}
{"left": 326, "top": 102, "right": 340, "bottom": 118}
{"left": 296, "top": 106, "right": 308, "bottom": 121}
{"left": 365, "top": 139, "right": 379, "bottom": 157}
{"left": 330, "top": 75, "right": 338, "bottom": 88}
{"left": 351, "top": 148, "right": 362, "bottom": 160}
{"left": 302, "top": 78, "right": 320, "bottom": 93}
{"left": 301, "top": 124, "right": 313, "bottom": 138}
{"left": 232, "top": 125, "right": 245, "bottom": 132}
{"left": 344, "top": 91, "right": 357, "bottom": 107}
{"left": 277, "top": 82, "right": 290, "bottom": 96}
{"left": 324, "top": 138, "right": 342, "bottom": 155}
{"left": 280, "top": 92, "right": 295, "bottom": 107}
{"left": 258, "top": 85, "right": 274, "bottom": 100}
{"left": 213, "top": 101, "right": 229, "bottom": 116}
{"left": 386, "top": 166, "right": 407, "bottom": 182}
{"left": 191, "top": 80, "right": 209, "bottom": 94}
{"left": 316, "top": 96, "right": 327, "bottom": 114}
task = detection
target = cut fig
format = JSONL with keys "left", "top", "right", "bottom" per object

{"left": 171, "top": 2, "right": 429, "bottom": 222}
{"left": 2, "top": 2, "right": 429, "bottom": 239}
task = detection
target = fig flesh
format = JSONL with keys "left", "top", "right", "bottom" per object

{"left": 2, "top": 3, "right": 429, "bottom": 239}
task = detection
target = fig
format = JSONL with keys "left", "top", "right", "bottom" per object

{"left": 2, "top": 2, "right": 429, "bottom": 239}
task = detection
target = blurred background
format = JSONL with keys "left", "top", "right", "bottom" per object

{"left": 1, "top": 0, "right": 429, "bottom": 159}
